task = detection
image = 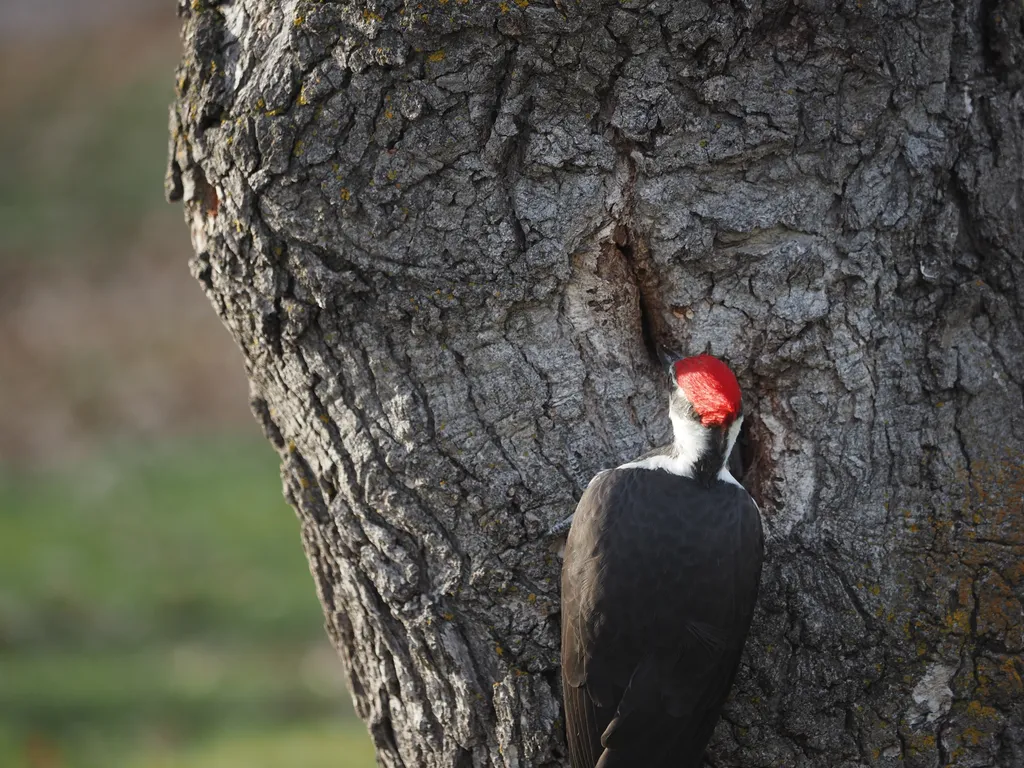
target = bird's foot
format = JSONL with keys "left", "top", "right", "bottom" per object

{"left": 547, "top": 514, "right": 574, "bottom": 537}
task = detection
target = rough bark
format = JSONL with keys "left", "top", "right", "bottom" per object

{"left": 168, "top": 1, "right": 1024, "bottom": 766}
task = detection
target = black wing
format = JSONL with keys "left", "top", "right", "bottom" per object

{"left": 561, "top": 468, "right": 763, "bottom": 768}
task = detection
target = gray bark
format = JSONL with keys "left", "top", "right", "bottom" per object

{"left": 168, "top": 1, "right": 1024, "bottom": 766}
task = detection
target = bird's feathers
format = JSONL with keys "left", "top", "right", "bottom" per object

{"left": 561, "top": 466, "right": 763, "bottom": 768}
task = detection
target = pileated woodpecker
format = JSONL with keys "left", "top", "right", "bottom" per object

{"left": 560, "top": 354, "right": 763, "bottom": 768}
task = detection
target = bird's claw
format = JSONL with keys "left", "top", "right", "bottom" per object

{"left": 547, "top": 514, "right": 574, "bottom": 537}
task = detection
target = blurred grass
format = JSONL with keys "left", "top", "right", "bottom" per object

{"left": 0, "top": 437, "right": 375, "bottom": 767}
{"left": 122, "top": 721, "right": 377, "bottom": 768}
{"left": 0, "top": 438, "right": 320, "bottom": 648}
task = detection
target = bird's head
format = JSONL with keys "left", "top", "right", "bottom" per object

{"left": 667, "top": 354, "right": 743, "bottom": 430}
{"left": 665, "top": 354, "right": 744, "bottom": 482}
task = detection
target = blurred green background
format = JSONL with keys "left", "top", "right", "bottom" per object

{"left": 0, "top": 4, "right": 374, "bottom": 766}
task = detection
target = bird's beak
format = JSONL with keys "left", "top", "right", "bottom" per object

{"left": 657, "top": 343, "right": 683, "bottom": 382}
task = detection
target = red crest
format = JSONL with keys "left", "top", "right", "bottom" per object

{"left": 672, "top": 355, "right": 742, "bottom": 427}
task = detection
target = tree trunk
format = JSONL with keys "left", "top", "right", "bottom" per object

{"left": 168, "top": 1, "right": 1024, "bottom": 765}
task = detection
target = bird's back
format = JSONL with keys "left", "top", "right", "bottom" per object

{"left": 561, "top": 467, "right": 763, "bottom": 768}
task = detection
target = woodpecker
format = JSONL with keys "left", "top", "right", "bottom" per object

{"left": 560, "top": 354, "right": 763, "bottom": 768}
